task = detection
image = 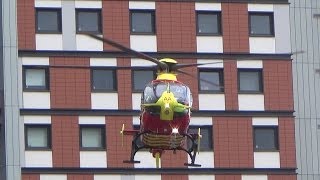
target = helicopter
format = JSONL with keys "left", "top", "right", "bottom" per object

{"left": 88, "top": 34, "right": 222, "bottom": 168}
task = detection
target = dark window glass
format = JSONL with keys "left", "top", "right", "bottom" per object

{"left": 92, "top": 69, "right": 116, "bottom": 91}
{"left": 254, "top": 127, "right": 279, "bottom": 151}
{"left": 76, "top": 9, "right": 102, "bottom": 33}
{"left": 25, "top": 125, "right": 51, "bottom": 149}
{"left": 130, "top": 10, "right": 155, "bottom": 34}
{"left": 36, "top": 8, "right": 61, "bottom": 33}
{"left": 133, "top": 70, "right": 154, "bottom": 92}
{"left": 197, "top": 12, "right": 221, "bottom": 35}
{"left": 199, "top": 69, "right": 223, "bottom": 92}
{"left": 238, "top": 70, "right": 263, "bottom": 93}
{"left": 249, "top": 12, "right": 274, "bottom": 36}
{"left": 133, "top": 125, "right": 144, "bottom": 147}
{"left": 80, "top": 126, "right": 105, "bottom": 149}
{"left": 188, "top": 126, "right": 213, "bottom": 151}
{"left": 24, "top": 67, "right": 49, "bottom": 90}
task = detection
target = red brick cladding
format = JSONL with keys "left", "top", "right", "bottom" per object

{"left": 17, "top": 0, "right": 36, "bottom": 50}
{"left": 156, "top": 2, "right": 196, "bottom": 52}
{"left": 161, "top": 150, "right": 187, "bottom": 168}
{"left": 50, "top": 57, "right": 91, "bottom": 109}
{"left": 52, "top": 116, "right": 80, "bottom": 167}
{"left": 161, "top": 175, "right": 188, "bottom": 180}
{"left": 268, "top": 175, "right": 297, "bottom": 180}
{"left": 279, "top": 117, "right": 296, "bottom": 168}
{"left": 222, "top": 3, "right": 249, "bottom": 53}
{"left": 224, "top": 60, "right": 238, "bottom": 110}
{"left": 215, "top": 175, "right": 241, "bottom": 180}
{"left": 263, "top": 60, "right": 294, "bottom": 111}
{"left": 22, "top": 174, "right": 39, "bottom": 180}
{"left": 106, "top": 116, "right": 133, "bottom": 167}
{"left": 214, "top": 117, "right": 253, "bottom": 168}
{"left": 102, "top": 1, "right": 130, "bottom": 50}
{"left": 67, "top": 174, "right": 93, "bottom": 180}
{"left": 117, "top": 58, "right": 132, "bottom": 109}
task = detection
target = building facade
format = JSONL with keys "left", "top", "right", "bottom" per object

{"left": 8, "top": 0, "right": 297, "bottom": 180}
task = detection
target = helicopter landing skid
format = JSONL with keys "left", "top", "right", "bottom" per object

{"left": 123, "top": 160, "right": 140, "bottom": 164}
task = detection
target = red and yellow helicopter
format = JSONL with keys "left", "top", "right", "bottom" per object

{"left": 89, "top": 34, "right": 221, "bottom": 168}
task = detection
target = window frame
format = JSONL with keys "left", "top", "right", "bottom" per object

{"left": 79, "top": 125, "right": 106, "bottom": 151}
{"left": 35, "top": 8, "right": 62, "bottom": 34}
{"left": 25, "top": 124, "right": 51, "bottom": 150}
{"left": 253, "top": 126, "right": 279, "bottom": 152}
{"left": 238, "top": 69, "right": 263, "bottom": 93}
{"left": 249, "top": 12, "right": 275, "bottom": 37}
{"left": 188, "top": 125, "right": 213, "bottom": 151}
{"left": 91, "top": 67, "right": 117, "bottom": 92}
{"left": 132, "top": 68, "right": 156, "bottom": 93}
{"left": 23, "top": 66, "right": 50, "bottom": 91}
{"left": 130, "top": 10, "right": 156, "bottom": 35}
{"left": 196, "top": 11, "right": 222, "bottom": 36}
{"left": 198, "top": 68, "right": 224, "bottom": 93}
{"left": 75, "top": 8, "right": 102, "bottom": 34}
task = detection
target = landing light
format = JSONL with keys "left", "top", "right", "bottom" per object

{"left": 172, "top": 128, "right": 179, "bottom": 134}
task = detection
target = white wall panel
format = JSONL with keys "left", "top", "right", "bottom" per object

{"left": 237, "top": 60, "right": 263, "bottom": 68}
{"left": 190, "top": 117, "right": 213, "bottom": 126}
{"left": 242, "top": 175, "right": 267, "bottom": 180}
{"left": 25, "top": 151, "right": 52, "bottom": 167}
{"left": 130, "top": 35, "right": 157, "bottom": 52}
{"left": 40, "top": 174, "right": 67, "bottom": 180}
{"left": 199, "top": 94, "right": 225, "bottom": 110}
{"left": 129, "top": 1, "right": 155, "bottom": 9}
{"left": 131, "top": 58, "right": 156, "bottom": 66}
{"left": 134, "top": 151, "right": 157, "bottom": 168}
{"left": 197, "top": 36, "right": 223, "bottom": 53}
{"left": 132, "top": 93, "right": 141, "bottom": 110}
{"left": 135, "top": 175, "right": 161, "bottom": 180}
{"left": 76, "top": 34, "right": 103, "bottom": 51}
{"left": 248, "top": 4, "right": 274, "bottom": 12}
{"left": 132, "top": 116, "right": 140, "bottom": 125}
{"left": 195, "top": 3, "right": 221, "bottom": 11}
{"left": 238, "top": 94, "right": 264, "bottom": 111}
{"left": 79, "top": 116, "right": 105, "bottom": 125}
{"left": 24, "top": 115, "right": 51, "bottom": 124}
{"left": 249, "top": 37, "right": 275, "bottom": 53}
{"left": 75, "top": 0, "right": 102, "bottom": 8}
{"left": 94, "top": 175, "right": 121, "bottom": 180}
{"left": 197, "top": 59, "right": 223, "bottom": 68}
{"left": 91, "top": 93, "right": 118, "bottom": 109}
{"left": 188, "top": 152, "right": 214, "bottom": 168}
{"left": 35, "top": 0, "right": 62, "bottom": 7}
{"left": 189, "top": 175, "right": 215, "bottom": 180}
{"left": 80, "top": 151, "right": 107, "bottom": 167}
{"left": 36, "top": 34, "right": 63, "bottom": 50}
{"left": 23, "top": 92, "right": 51, "bottom": 109}
{"left": 22, "top": 57, "right": 49, "bottom": 66}
{"left": 90, "top": 58, "right": 117, "bottom": 66}
{"left": 252, "top": 117, "right": 278, "bottom": 126}
{"left": 254, "top": 152, "right": 280, "bottom": 168}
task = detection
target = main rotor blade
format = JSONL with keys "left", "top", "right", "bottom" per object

{"left": 87, "top": 34, "right": 167, "bottom": 70}
{"left": 174, "top": 62, "right": 223, "bottom": 70}
{"left": 176, "top": 69, "right": 224, "bottom": 89}
{"left": 47, "top": 65, "right": 157, "bottom": 70}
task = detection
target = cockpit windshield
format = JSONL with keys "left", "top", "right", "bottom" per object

{"left": 142, "top": 81, "right": 193, "bottom": 106}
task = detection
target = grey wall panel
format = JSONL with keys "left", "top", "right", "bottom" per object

{"left": 275, "top": 5, "right": 291, "bottom": 53}
{"left": 62, "top": 1, "right": 76, "bottom": 50}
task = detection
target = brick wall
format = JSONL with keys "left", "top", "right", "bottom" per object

{"left": 161, "top": 150, "right": 188, "bottom": 168}
{"left": 263, "top": 60, "right": 294, "bottom": 111}
{"left": 215, "top": 175, "right": 241, "bottom": 180}
{"left": 52, "top": 116, "right": 80, "bottom": 167}
{"left": 67, "top": 174, "right": 93, "bottom": 180}
{"left": 117, "top": 58, "right": 132, "bottom": 109}
{"left": 17, "top": 0, "right": 35, "bottom": 50}
{"left": 268, "top": 175, "right": 297, "bottom": 180}
{"left": 22, "top": 174, "right": 39, "bottom": 180}
{"left": 222, "top": 3, "right": 249, "bottom": 53}
{"left": 102, "top": 1, "right": 130, "bottom": 50}
{"left": 214, "top": 117, "right": 253, "bottom": 168}
{"left": 224, "top": 60, "right": 238, "bottom": 110}
{"left": 279, "top": 117, "right": 296, "bottom": 168}
{"left": 156, "top": 2, "right": 196, "bottom": 52}
{"left": 161, "top": 175, "right": 188, "bottom": 180}
{"left": 50, "top": 57, "right": 91, "bottom": 109}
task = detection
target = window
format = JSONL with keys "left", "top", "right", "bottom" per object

{"left": 36, "top": 8, "right": 62, "bottom": 33}
{"left": 91, "top": 69, "right": 116, "bottom": 91}
{"left": 132, "top": 70, "right": 155, "bottom": 92}
{"left": 199, "top": 69, "right": 224, "bottom": 92}
{"left": 249, "top": 12, "right": 274, "bottom": 36}
{"left": 80, "top": 125, "right": 105, "bottom": 150}
{"left": 133, "top": 125, "right": 144, "bottom": 147}
{"left": 188, "top": 126, "right": 213, "bottom": 151}
{"left": 197, "top": 11, "right": 222, "bottom": 35}
{"left": 23, "top": 67, "right": 49, "bottom": 91}
{"left": 130, "top": 10, "right": 155, "bottom": 34}
{"left": 25, "top": 125, "right": 51, "bottom": 149}
{"left": 254, "top": 126, "right": 279, "bottom": 151}
{"left": 76, "top": 9, "right": 102, "bottom": 33}
{"left": 238, "top": 69, "right": 263, "bottom": 93}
